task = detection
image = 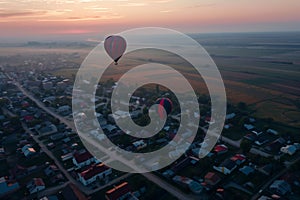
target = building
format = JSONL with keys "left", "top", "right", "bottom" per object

{"left": 0, "top": 177, "right": 20, "bottom": 197}
{"left": 267, "top": 129, "right": 279, "bottom": 135}
{"left": 43, "top": 81, "right": 53, "bottom": 91}
{"left": 230, "top": 154, "right": 246, "bottom": 165}
{"left": 57, "top": 105, "right": 71, "bottom": 113}
{"left": 105, "top": 182, "right": 132, "bottom": 200}
{"left": 44, "top": 165, "right": 59, "bottom": 176}
{"left": 280, "top": 145, "right": 297, "bottom": 155}
{"left": 204, "top": 172, "right": 221, "bottom": 186}
{"left": 244, "top": 124, "right": 255, "bottom": 130}
{"left": 36, "top": 123, "right": 57, "bottom": 135}
{"left": 213, "top": 144, "right": 228, "bottom": 155}
{"left": 133, "top": 140, "right": 147, "bottom": 150}
{"left": 26, "top": 178, "right": 45, "bottom": 194}
{"left": 239, "top": 166, "right": 255, "bottom": 176}
{"left": 213, "top": 159, "right": 237, "bottom": 175}
{"left": 225, "top": 113, "right": 236, "bottom": 120}
{"left": 269, "top": 180, "right": 291, "bottom": 196}
{"left": 172, "top": 175, "right": 203, "bottom": 194}
{"left": 72, "top": 150, "right": 98, "bottom": 168}
{"left": 21, "top": 144, "right": 36, "bottom": 157}
{"left": 78, "top": 163, "right": 112, "bottom": 186}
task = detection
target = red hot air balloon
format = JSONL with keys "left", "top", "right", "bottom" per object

{"left": 155, "top": 98, "right": 173, "bottom": 119}
{"left": 104, "top": 35, "right": 127, "bottom": 65}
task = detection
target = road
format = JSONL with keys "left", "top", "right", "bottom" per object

{"left": 8, "top": 75, "right": 199, "bottom": 200}
{"left": 250, "top": 155, "right": 300, "bottom": 200}
{"left": 22, "top": 123, "right": 89, "bottom": 193}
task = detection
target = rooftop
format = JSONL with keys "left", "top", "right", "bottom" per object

{"left": 105, "top": 182, "right": 131, "bottom": 200}
{"left": 80, "top": 163, "right": 110, "bottom": 180}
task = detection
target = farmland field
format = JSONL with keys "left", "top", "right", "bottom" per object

{"left": 1, "top": 32, "right": 300, "bottom": 127}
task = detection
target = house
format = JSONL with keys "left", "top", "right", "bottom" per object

{"left": 239, "top": 166, "right": 254, "bottom": 176}
{"left": 50, "top": 133, "right": 66, "bottom": 141}
{"left": 264, "top": 138, "right": 286, "bottom": 154}
{"left": 244, "top": 124, "right": 255, "bottom": 130}
{"left": 36, "top": 123, "right": 57, "bottom": 135}
{"left": 213, "top": 159, "right": 237, "bottom": 175}
{"left": 252, "top": 129, "right": 263, "bottom": 136}
{"left": 225, "top": 113, "right": 236, "bottom": 120}
{"left": 21, "top": 144, "right": 36, "bottom": 157}
{"left": 61, "top": 153, "right": 73, "bottom": 161}
{"left": 57, "top": 105, "right": 71, "bottom": 114}
{"left": 255, "top": 135, "right": 269, "bottom": 146}
{"left": 269, "top": 180, "right": 291, "bottom": 196}
{"left": 244, "top": 133, "right": 257, "bottom": 141}
{"left": 204, "top": 172, "right": 221, "bottom": 186}
{"left": 213, "top": 144, "right": 228, "bottom": 155}
{"left": 26, "top": 178, "right": 45, "bottom": 194}
{"left": 280, "top": 145, "right": 297, "bottom": 155}
{"left": 0, "top": 177, "right": 20, "bottom": 197}
{"left": 43, "top": 81, "right": 53, "bottom": 90}
{"left": 258, "top": 164, "right": 274, "bottom": 176}
{"left": 78, "top": 163, "right": 112, "bottom": 186}
{"left": 172, "top": 175, "right": 203, "bottom": 194}
{"left": 249, "top": 118, "right": 256, "bottom": 123}
{"left": 44, "top": 165, "right": 59, "bottom": 176}
{"left": 103, "top": 124, "right": 117, "bottom": 134}
{"left": 72, "top": 150, "right": 98, "bottom": 168}
{"left": 230, "top": 154, "right": 246, "bottom": 165}
{"left": 133, "top": 140, "right": 147, "bottom": 150}
{"left": 267, "top": 129, "right": 279, "bottom": 135}
{"left": 105, "top": 182, "right": 132, "bottom": 200}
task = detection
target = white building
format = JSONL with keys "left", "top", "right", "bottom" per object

{"left": 78, "top": 163, "right": 112, "bottom": 186}
{"left": 281, "top": 145, "right": 297, "bottom": 155}
{"left": 133, "top": 140, "right": 147, "bottom": 150}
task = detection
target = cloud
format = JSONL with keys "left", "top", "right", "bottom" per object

{"left": 153, "top": 0, "right": 174, "bottom": 3}
{"left": 119, "top": 2, "right": 147, "bottom": 7}
{"left": 0, "top": 9, "right": 47, "bottom": 18}
{"left": 160, "top": 9, "right": 175, "bottom": 13}
{"left": 38, "top": 14, "right": 123, "bottom": 21}
{"left": 187, "top": 3, "right": 216, "bottom": 8}
{"left": 84, "top": 6, "right": 110, "bottom": 12}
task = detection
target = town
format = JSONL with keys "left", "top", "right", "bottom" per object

{"left": 0, "top": 55, "right": 299, "bottom": 200}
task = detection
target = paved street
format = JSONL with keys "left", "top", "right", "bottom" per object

{"left": 9, "top": 75, "right": 199, "bottom": 199}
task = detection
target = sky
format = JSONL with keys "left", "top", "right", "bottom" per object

{"left": 1, "top": 0, "right": 300, "bottom": 42}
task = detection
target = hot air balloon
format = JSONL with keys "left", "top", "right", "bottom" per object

{"left": 155, "top": 98, "right": 173, "bottom": 119}
{"left": 104, "top": 35, "right": 126, "bottom": 65}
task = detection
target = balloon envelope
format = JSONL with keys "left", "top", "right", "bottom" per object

{"left": 155, "top": 98, "right": 173, "bottom": 119}
{"left": 104, "top": 35, "right": 126, "bottom": 64}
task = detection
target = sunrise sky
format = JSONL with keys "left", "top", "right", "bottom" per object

{"left": 1, "top": 0, "right": 300, "bottom": 41}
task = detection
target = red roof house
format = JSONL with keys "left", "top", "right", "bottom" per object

{"left": 230, "top": 154, "right": 246, "bottom": 165}
{"left": 204, "top": 172, "right": 221, "bottom": 186}
{"left": 72, "top": 150, "right": 96, "bottom": 168}
{"left": 78, "top": 163, "right": 112, "bottom": 186}
{"left": 105, "top": 182, "right": 132, "bottom": 200}
{"left": 213, "top": 144, "right": 228, "bottom": 154}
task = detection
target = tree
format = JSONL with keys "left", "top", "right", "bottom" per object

{"left": 240, "top": 139, "right": 252, "bottom": 153}
{"left": 0, "top": 98, "right": 9, "bottom": 107}
{"left": 237, "top": 101, "right": 247, "bottom": 110}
